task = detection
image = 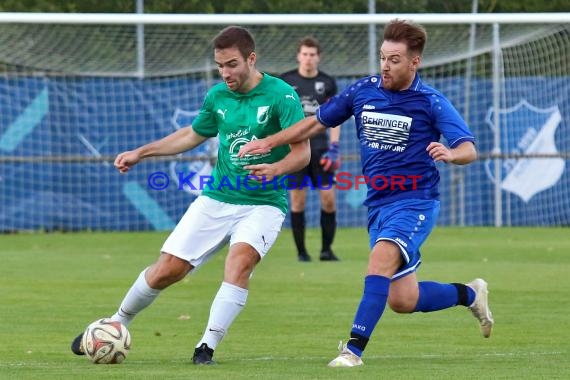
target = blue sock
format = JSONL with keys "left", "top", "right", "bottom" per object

{"left": 414, "top": 281, "right": 476, "bottom": 312}
{"left": 347, "top": 275, "right": 390, "bottom": 357}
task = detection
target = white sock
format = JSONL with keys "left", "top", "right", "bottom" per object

{"left": 196, "top": 282, "right": 248, "bottom": 350}
{"left": 110, "top": 268, "right": 161, "bottom": 327}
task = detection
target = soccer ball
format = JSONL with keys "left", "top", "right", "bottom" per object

{"left": 82, "top": 318, "right": 131, "bottom": 364}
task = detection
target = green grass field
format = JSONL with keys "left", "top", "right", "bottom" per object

{"left": 1, "top": 227, "right": 569, "bottom": 379}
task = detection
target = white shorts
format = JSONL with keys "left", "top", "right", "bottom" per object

{"left": 161, "top": 196, "right": 285, "bottom": 270}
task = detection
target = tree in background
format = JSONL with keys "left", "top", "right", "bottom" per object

{"left": 0, "top": 0, "right": 568, "bottom": 13}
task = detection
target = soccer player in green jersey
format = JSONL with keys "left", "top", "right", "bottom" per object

{"left": 70, "top": 26, "right": 309, "bottom": 365}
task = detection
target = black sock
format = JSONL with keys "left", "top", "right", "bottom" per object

{"left": 291, "top": 211, "right": 306, "bottom": 255}
{"left": 348, "top": 332, "right": 369, "bottom": 353}
{"left": 320, "top": 210, "right": 336, "bottom": 252}
{"left": 452, "top": 283, "right": 470, "bottom": 306}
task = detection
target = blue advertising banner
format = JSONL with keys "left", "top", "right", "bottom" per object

{"left": 1, "top": 76, "right": 568, "bottom": 230}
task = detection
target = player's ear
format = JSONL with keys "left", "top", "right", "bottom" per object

{"left": 248, "top": 51, "right": 256, "bottom": 66}
{"left": 410, "top": 55, "right": 421, "bottom": 71}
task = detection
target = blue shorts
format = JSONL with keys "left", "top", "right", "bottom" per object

{"left": 368, "top": 198, "right": 440, "bottom": 280}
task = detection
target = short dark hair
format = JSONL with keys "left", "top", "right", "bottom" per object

{"left": 297, "top": 36, "right": 321, "bottom": 54}
{"left": 383, "top": 19, "right": 427, "bottom": 56}
{"left": 213, "top": 26, "right": 255, "bottom": 60}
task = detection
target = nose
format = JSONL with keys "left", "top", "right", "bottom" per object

{"left": 219, "top": 67, "right": 231, "bottom": 79}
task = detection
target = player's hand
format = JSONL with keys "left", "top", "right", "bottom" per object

{"left": 320, "top": 142, "right": 340, "bottom": 171}
{"left": 426, "top": 142, "right": 454, "bottom": 163}
{"left": 243, "top": 163, "right": 280, "bottom": 182}
{"left": 114, "top": 150, "right": 141, "bottom": 173}
{"left": 238, "top": 139, "right": 271, "bottom": 157}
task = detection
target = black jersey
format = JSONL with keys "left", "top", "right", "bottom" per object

{"left": 280, "top": 69, "right": 338, "bottom": 149}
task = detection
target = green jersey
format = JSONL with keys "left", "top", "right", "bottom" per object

{"left": 191, "top": 73, "right": 305, "bottom": 213}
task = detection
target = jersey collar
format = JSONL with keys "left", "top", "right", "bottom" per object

{"left": 410, "top": 73, "right": 422, "bottom": 91}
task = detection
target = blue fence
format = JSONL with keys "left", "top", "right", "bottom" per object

{"left": 1, "top": 76, "right": 569, "bottom": 231}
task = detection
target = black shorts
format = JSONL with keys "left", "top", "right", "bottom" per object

{"left": 288, "top": 147, "right": 336, "bottom": 189}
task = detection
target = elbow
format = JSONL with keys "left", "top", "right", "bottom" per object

{"left": 468, "top": 143, "right": 478, "bottom": 163}
{"left": 452, "top": 142, "right": 477, "bottom": 165}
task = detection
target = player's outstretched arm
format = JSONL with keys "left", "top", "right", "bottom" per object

{"left": 114, "top": 126, "right": 208, "bottom": 173}
{"left": 244, "top": 139, "right": 310, "bottom": 180}
{"left": 238, "top": 116, "right": 325, "bottom": 156}
{"left": 427, "top": 141, "right": 477, "bottom": 165}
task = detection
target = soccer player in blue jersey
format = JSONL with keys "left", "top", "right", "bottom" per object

{"left": 239, "top": 19, "right": 494, "bottom": 367}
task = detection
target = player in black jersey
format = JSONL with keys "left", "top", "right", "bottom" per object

{"left": 281, "top": 37, "right": 341, "bottom": 262}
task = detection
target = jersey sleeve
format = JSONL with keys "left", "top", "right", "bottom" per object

{"left": 190, "top": 91, "right": 218, "bottom": 138}
{"left": 316, "top": 84, "right": 354, "bottom": 128}
{"left": 432, "top": 95, "right": 475, "bottom": 148}
{"left": 276, "top": 90, "right": 305, "bottom": 130}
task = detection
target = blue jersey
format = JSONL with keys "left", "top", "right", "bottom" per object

{"left": 317, "top": 74, "right": 474, "bottom": 207}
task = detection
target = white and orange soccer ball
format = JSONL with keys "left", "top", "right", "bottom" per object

{"left": 81, "top": 318, "right": 131, "bottom": 364}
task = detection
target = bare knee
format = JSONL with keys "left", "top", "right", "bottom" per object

{"left": 319, "top": 189, "right": 336, "bottom": 213}
{"left": 386, "top": 273, "right": 419, "bottom": 313}
{"left": 388, "top": 296, "right": 417, "bottom": 314}
{"left": 290, "top": 190, "right": 307, "bottom": 212}
{"left": 224, "top": 244, "right": 260, "bottom": 288}
{"left": 146, "top": 253, "right": 192, "bottom": 290}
